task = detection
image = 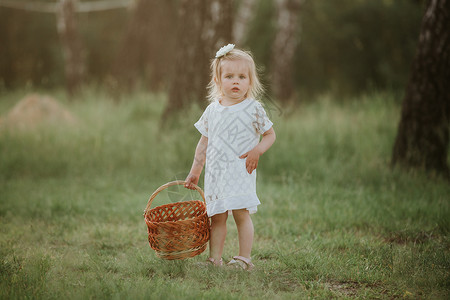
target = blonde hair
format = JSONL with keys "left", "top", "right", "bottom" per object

{"left": 207, "top": 48, "right": 264, "bottom": 102}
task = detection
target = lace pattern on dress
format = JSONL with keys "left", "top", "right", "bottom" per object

{"left": 252, "top": 102, "right": 272, "bottom": 134}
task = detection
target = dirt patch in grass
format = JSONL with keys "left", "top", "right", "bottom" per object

{"left": 383, "top": 230, "right": 436, "bottom": 245}
{"left": 325, "top": 280, "right": 392, "bottom": 298}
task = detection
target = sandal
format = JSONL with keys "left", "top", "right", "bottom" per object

{"left": 227, "top": 256, "right": 254, "bottom": 271}
{"left": 207, "top": 257, "right": 223, "bottom": 266}
{"left": 197, "top": 257, "right": 223, "bottom": 267}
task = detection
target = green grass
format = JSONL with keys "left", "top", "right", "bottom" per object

{"left": 0, "top": 89, "right": 448, "bottom": 299}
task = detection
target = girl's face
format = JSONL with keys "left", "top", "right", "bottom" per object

{"left": 218, "top": 59, "right": 250, "bottom": 104}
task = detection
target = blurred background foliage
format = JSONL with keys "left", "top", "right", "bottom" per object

{"left": 0, "top": 0, "right": 425, "bottom": 99}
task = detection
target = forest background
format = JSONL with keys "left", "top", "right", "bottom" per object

{"left": 0, "top": 0, "right": 424, "bottom": 99}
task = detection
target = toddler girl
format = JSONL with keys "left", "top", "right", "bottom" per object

{"left": 185, "top": 44, "right": 276, "bottom": 270}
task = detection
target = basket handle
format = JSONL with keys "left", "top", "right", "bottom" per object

{"left": 144, "top": 180, "right": 206, "bottom": 216}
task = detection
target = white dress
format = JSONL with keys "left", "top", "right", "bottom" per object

{"left": 194, "top": 98, "right": 273, "bottom": 217}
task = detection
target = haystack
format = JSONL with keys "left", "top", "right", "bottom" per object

{"left": 0, "top": 94, "right": 77, "bottom": 130}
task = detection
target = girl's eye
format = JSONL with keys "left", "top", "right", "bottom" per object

{"left": 240, "top": 75, "right": 246, "bottom": 79}
{"left": 225, "top": 75, "right": 232, "bottom": 79}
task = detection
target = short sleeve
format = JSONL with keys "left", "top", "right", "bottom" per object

{"left": 194, "top": 104, "right": 212, "bottom": 137}
{"left": 253, "top": 101, "right": 273, "bottom": 134}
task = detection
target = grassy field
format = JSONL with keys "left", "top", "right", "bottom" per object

{"left": 0, "top": 90, "right": 448, "bottom": 299}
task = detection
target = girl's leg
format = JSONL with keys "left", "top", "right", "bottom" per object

{"left": 209, "top": 212, "right": 228, "bottom": 262}
{"left": 232, "top": 209, "right": 254, "bottom": 259}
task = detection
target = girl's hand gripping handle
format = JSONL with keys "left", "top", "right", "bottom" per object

{"left": 185, "top": 135, "right": 208, "bottom": 190}
{"left": 184, "top": 173, "right": 200, "bottom": 190}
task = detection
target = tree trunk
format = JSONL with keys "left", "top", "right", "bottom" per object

{"left": 162, "top": 0, "right": 232, "bottom": 120}
{"left": 233, "top": 0, "right": 256, "bottom": 45}
{"left": 110, "top": 0, "right": 176, "bottom": 94}
{"left": 391, "top": 0, "right": 450, "bottom": 178}
{"left": 56, "top": 0, "right": 85, "bottom": 97}
{"left": 271, "top": 0, "right": 303, "bottom": 103}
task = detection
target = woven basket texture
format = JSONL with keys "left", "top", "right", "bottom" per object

{"left": 144, "top": 181, "right": 210, "bottom": 260}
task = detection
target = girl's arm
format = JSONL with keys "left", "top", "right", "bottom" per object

{"left": 240, "top": 127, "right": 276, "bottom": 174}
{"left": 185, "top": 135, "right": 208, "bottom": 189}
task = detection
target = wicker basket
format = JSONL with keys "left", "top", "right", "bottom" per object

{"left": 144, "top": 180, "right": 210, "bottom": 260}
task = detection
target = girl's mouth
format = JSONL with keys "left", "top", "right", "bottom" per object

{"left": 232, "top": 88, "right": 240, "bottom": 92}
